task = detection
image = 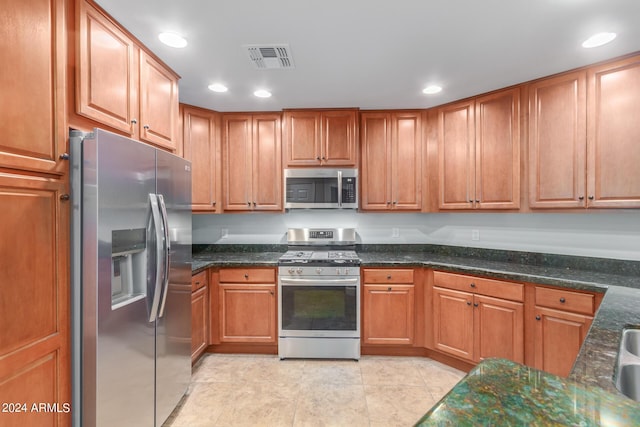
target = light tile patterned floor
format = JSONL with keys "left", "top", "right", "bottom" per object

{"left": 163, "top": 354, "right": 466, "bottom": 427}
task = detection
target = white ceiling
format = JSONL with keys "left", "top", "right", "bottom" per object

{"left": 96, "top": 0, "right": 640, "bottom": 112}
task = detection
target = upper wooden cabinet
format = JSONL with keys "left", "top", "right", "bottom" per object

{"left": 283, "top": 109, "right": 358, "bottom": 167}
{"left": 182, "top": 104, "right": 220, "bottom": 212}
{"left": 77, "top": 0, "right": 179, "bottom": 152}
{"left": 222, "top": 113, "right": 282, "bottom": 211}
{"left": 0, "top": 0, "right": 67, "bottom": 176}
{"left": 528, "top": 71, "right": 587, "bottom": 208}
{"left": 360, "top": 111, "right": 422, "bottom": 210}
{"left": 586, "top": 55, "right": 640, "bottom": 208}
{"left": 438, "top": 88, "right": 520, "bottom": 210}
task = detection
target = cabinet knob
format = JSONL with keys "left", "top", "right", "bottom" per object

{"left": 253, "top": 201, "right": 256, "bottom": 206}
{"left": 387, "top": 275, "right": 392, "bottom": 279}
{"left": 466, "top": 301, "right": 472, "bottom": 306}
{"left": 143, "top": 124, "right": 150, "bottom": 130}
{"left": 470, "top": 283, "right": 476, "bottom": 288}
{"left": 244, "top": 274, "right": 249, "bottom": 279}
{"left": 195, "top": 281, "right": 200, "bottom": 285}
{"left": 475, "top": 200, "right": 480, "bottom": 203}
{"left": 559, "top": 297, "right": 566, "bottom": 303}
{"left": 59, "top": 153, "right": 69, "bottom": 160}
{"left": 212, "top": 201, "right": 216, "bottom": 206}
{"left": 473, "top": 302, "right": 479, "bottom": 307}
{"left": 131, "top": 118, "right": 138, "bottom": 125}
{"left": 247, "top": 201, "right": 251, "bottom": 206}
{"left": 536, "top": 315, "right": 541, "bottom": 321}
{"left": 468, "top": 200, "right": 473, "bottom": 203}
{"left": 316, "top": 156, "right": 321, "bottom": 161}
{"left": 270, "top": 291, "right": 274, "bottom": 295}
{"left": 60, "top": 194, "right": 70, "bottom": 201}
{"left": 392, "top": 201, "right": 397, "bottom": 205}
{"left": 322, "top": 156, "right": 326, "bottom": 160}
{"left": 387, "top": 201, "right": 391, "bottom": 205}
{"left": 578, "top": 196, "right": 584, "bottom": 201}
{"left": 588, "top": 196, "right": 594, "bottom": 200}
{"left": 387, "top": 287, "right": 392, "bottom": 292}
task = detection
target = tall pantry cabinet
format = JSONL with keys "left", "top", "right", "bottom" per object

{"left": 0, "top": 0, "right": 71, "bottom": 426}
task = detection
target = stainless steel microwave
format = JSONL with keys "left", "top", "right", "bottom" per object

{"left": 284, "top": 168, "right": 358, "bottom": 209}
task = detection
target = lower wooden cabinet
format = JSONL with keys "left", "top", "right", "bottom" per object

{"left": 432, "top": 271, "right": 524, "bottom": 363}
{"left": 362, "top": 269, "right": 415, "bottom": 345}
{"left": 191, "top": 270, "right": 209, "bottom": 363}
{"left": 218, "top": 268, "right": 277, "bottom": 343}
{"left": 532, "top": 286, "right": 597, "bottom": 377}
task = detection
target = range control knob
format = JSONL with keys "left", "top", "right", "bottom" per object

{"left": 336, "top": 268, "right": 342, "bottom": 275}
{"left": 296, "top": 268, "right": 303, "bottom": 275}
{"left": 345, "top": 268, "right": 350, "bottom": 275}
{"left": 316, "top": 267, "right": 322, "bottom": 274}
{"left": 288, "top": 268, "right": 295, "bottom": 274}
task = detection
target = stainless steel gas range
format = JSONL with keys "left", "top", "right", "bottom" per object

{"left": 278, "top": 228, "right": 361, "bottom": 360}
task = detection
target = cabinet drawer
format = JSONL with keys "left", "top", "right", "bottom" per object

{"left": 535, "top": 287, "right": 595, "bottom": 315}
{"left": 363, "top": 269, "right": 414, "bottom": 284}
{"left": 191, "top": 270, "right": 208, "bottom": 292}
{"left": 433, "top": 271, "right": 523, "bottom": 302}
{"left": 219, "top": 268, "right": 275, "bottom": 284}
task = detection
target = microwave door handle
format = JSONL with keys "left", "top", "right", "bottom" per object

{"left": 148, "top": 193, "right": 165, "bottom": 322}
{"left": 157, "top": 194, "right": 171, "bottom": 318}
{"left": 337, "top": 170, "right": 342, "bottom": 207}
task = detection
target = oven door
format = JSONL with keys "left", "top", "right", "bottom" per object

{"left": 278, "top": 277, "right": 360, "bottom": 338}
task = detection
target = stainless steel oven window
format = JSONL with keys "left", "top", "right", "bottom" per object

{"left": 280, "top": 285, "right": 358, "bottom": 331}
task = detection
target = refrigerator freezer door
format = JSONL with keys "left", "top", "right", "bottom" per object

{"left": 82, "top": 129, "right": 158, "bottom": 427}
{"left": 155, "top": 150, "right": 192, "bottom": 426}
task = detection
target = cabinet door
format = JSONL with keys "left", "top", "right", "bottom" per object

{"left": 534, "top": 306, "right": 592, "bottom": 377}
{"left": 474, "top": 295, "right": 523, "bottom": 363}
{"left": 360, "top": 113, "right": 391, "bottom": 210}
{"left": 0, "top": 0, "right": 67, "bottom": 175}
{"left": 322, "top": 110, "right": 358, "bottom": 166}
{"left": 438, "top": 100, "right": 475, "bottom": 209}
{"left": 475, "top": 88, "right": 520, "bottom": 209}
{"left": 218, "top": 284, "right": 276, "bottom": 343}
{"left": 0, "top": 174, "right": 70, "bottom": 426}
{"left": 528, "top": 72, "right": 587, "bottom": 208}
{"left": 587, "top": 55, "right": 640, "bottom": 208}
{"left": 191, "top": 285, "right": 208, "bottom": 362}
{"left": 222, "top": 115, "right": 252, "bottom": 210}
{"left": 363, "top": 284, "right": 415, "bottom": 345}
{"left": 391, "top": 112, "right": 422, "bottom": 210}
{"left": 283, "top": 111, "right": 320, "bottom": 166}
{"left": 139, "top": 51, "right": 179, "bottom": 151}
{"left": 252, "top": 114, "right": 282, "bottom": 211}
{"left": 183, "top": 106, "right": 219, "bottom": 212}
{"left": 432, "top": 287, "right": 474, "bottom": 361}
{"left": 77, "top": 0, "right": 136, "bottom": 135}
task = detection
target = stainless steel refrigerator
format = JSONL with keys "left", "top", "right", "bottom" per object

{"left": 70, "top": 129, "right": 192, "bottom": 427}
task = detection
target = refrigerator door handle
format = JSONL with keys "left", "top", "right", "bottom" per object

{"left": 148, "top": 193, "right": 166, "bottom": 322}
{"left": 157, "top": 194, "right": 171, "bottom": 318}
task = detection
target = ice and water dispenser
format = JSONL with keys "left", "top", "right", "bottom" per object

{"left": 111, "top": 228, "right": 147, "bottom": 310}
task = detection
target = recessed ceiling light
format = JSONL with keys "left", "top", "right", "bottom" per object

{"left": 254, "top": 89, "right": 272, "bottom": 98}
{"left": 158, "top": 32, "right": 187, "bottom": 48}
{"left": 208, "top": 83, "right": 228, "bottom": 93}
{"left": 422, "top": 85, "right": 443, "bottom": 95}
{"left": 582, "top": 32, "right": 616, "bottom": 48}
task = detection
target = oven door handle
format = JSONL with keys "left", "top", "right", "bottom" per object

{"left": 280, "top": 277, "right": 359, "bottom": 285}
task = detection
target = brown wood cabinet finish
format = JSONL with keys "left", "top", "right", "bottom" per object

{"left": 191, "top": 284, "right": 208, "bottom": 363}
{"left": 433, "top": 272, "right": 524, "bottom": 363}
{"left": 0, "top": 0, "right": 67, "bottom": 176}
{"left": 360, "top": 112, "right": 422, "bottom": 210}
{"left": 533, "top": 307, "right": 592, "bottom": 377}
{"left": 528, "top": 71, "right": 587, "bottom": 208}
{"left": 283, "top": 109, "right": 357, "bottom": 166}
{"left": 438, "top": 88, "right": 520, "bottom": 210}
{"left": 182, "top": 105, "right": 220, "bottom": 212}
{"left": 0, "top": 173, "right": 70, "bottom": 426}
{"left": 222, "top": 114, "right": 282, "bottom": 211}
{"left": 587, "top": 55, "right": 640, "bottom": 208}
{"left": 217, "top": 268, "right": 277, "bottom": 343}
{"left": 363, "top": 284, "right": 415, "bottom": 345}
{"left": 77, "top": 1, "right": 179, "bottom": 152}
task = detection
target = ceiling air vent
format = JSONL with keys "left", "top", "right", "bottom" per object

{"left": 245, "top": 44, "right": 295, "bottom": 69}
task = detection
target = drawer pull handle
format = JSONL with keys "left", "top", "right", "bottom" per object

{"left": 536, "top": 315, "right": 541, "bottom": 321}
{"left": 470, "top": 283, "right": 476, "bottom": 288}
{"left": 559, "top": 297, "right": 566, "bottom": 303}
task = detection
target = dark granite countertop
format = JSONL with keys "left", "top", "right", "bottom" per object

{"left": 191, "top": 243, "right": 640, "bottom": 399}
{"left": 415, "top": 358, "right": 640, "bottom": 426}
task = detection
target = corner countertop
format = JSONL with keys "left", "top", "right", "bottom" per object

{"left": 414, "top": 358, "right": 640, "bottom": 426}
{"left": 191, "top": 244, "right": 640, "bottom": 399}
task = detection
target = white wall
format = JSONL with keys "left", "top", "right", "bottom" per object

{"left": 193, "top": 211, "right": 640, "bottom": 261}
